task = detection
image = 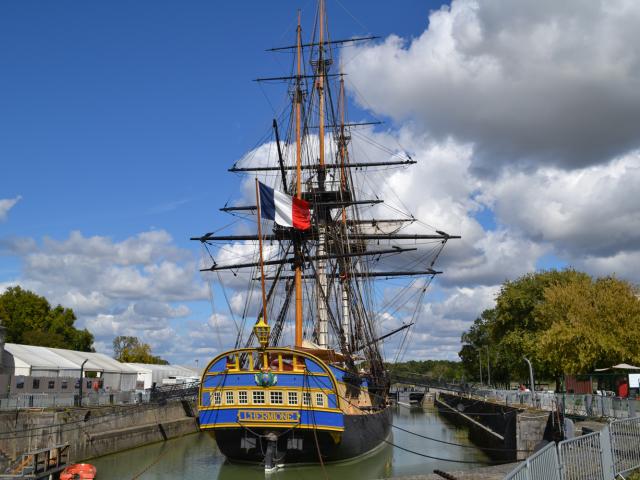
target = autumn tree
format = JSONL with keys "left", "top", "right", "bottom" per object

{"left": 113, "top": 336, "right": 168, "bottom": 364}
{"left": 459, "top": 270, "right": 640, "bottom": 388}
{"left": 0, "top": 286, "right": 94, "bottom": 351}
{"left": 534, "top": 276, "right": 640, "bottom": 376}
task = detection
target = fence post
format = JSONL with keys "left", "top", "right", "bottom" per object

{"left": 600, "top": 426, "right": 615, "bottom": 479}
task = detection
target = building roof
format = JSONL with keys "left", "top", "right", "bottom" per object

{"left": 4, "top": 343, "right": 81, "bottom": 371}
{"left": 595, "top": 363, "right": 640, "bottom": 372}
{"left": 3, "top": 343, "right": 138, "bottom": 374}
{"left": 125, "top": 363, "right": 200, "bottom": 377}
{"left": 48, "top": 348, "right": 138, "bottom": 374}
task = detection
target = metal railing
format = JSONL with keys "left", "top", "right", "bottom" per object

{"left": 0, "top": 383, "right": 199, "bottom": 410}
{"left": 610, "top": 416, "right": 640, "bottom": 476}
{"left": 505, "top": 442, "right": 560, "bottom": 480}
{"left": 558, "top": 428, "right": 614, "bottom": 480}
{"left": 505, "top": 417, "right": 640, "bottom": 479}
{"left": 454, "top": 387, "right": 639, "bottom": 420}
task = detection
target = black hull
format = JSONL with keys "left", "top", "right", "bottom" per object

{"left": 211, "top": 406, "right": 392, "bottom": 464}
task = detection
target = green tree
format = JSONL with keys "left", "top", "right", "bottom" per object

{"left": 113, "top": 336, "right": 169, "bottom": 364}
{"left": 534, "top": 276, "right": 640, "bottom": 376}
{"left": 0, "top": 286, "right": 94, "bottom": 351}
{"left": 459, "top": 269, "right": 640, "bottom": 388}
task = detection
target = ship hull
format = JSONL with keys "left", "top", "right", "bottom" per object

{"left": 211, "top": 406, "right": 392, "bottom": 464}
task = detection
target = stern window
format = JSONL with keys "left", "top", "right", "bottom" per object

{"left": 316, "top": 393, "right": 325, "bottom": 407}
{"left": 238, "top": 391, "right": 248, "bottom": 404}
{"left": 213, "top": 392, "right": 221, "bottom": 405}
{"left": 270, "top": 391, "right": 283, "bottom": 404}
{"left": 288, "top": 391, "right": 298, "bottom": 405}
{"left": 303, "top": 392, "right": 311, "bottom": 406}
{"left": 225, "top": 391, "right": 234, "bottom": 404}
{"left": 252, "top": 391, "right": 265, "bottom": 404}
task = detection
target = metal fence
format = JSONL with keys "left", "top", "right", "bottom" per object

{"left": 610, "top": 416, "right": 640, "bottom": 476}
{"left": 0, "top": 391, "right": 149, "bottom": 410}
{"left": 505, "top": 417, "right": 640, "bottom": 479}
{"left": 466, "top": 388, "right": 639, "bottom": 420}
{"left": 558, "top": 428, "right": 614, "bottom": 480}
{"left": 0, "top": 382, "right": 200, "bottom": 410}
{"left": 505, "top": 442, "right": 560, "bottom": 480}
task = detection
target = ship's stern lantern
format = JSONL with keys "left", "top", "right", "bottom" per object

{"left": 254, "top": 317, "right": 270, "bottom": 349}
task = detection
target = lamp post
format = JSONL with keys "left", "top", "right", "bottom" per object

{"left": 78, "top": 359, "right": 88, "bottom": 407}
{"left": 486, "top": 345, "right": 491, "bottom": 387}
{"left": 523, "top": 356, "right": 536, "bottom": 407}
{"left": 478, "top": 348, "right": 483, "bottom": 385}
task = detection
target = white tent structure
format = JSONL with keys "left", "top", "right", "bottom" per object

{"left": 125, "top": 363, "right": 200, "bottom": 389}
{"left": 2, "top": 343, "right": 138, "bottom": 391}
{"left": 48, "top": 348, "right": 138, "bottom": 391}
{"left": 3, "top": 344, "right": 81, "bottom": 378}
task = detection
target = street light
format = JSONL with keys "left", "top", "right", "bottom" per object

{"left": 78, "top": 359, "right": 88, "bottom": 407}
{"left": 486, "top": 345, "right": 491, "bottom": 387}
{"left": 523, "top": 356, "right": 536, "bottom": 407}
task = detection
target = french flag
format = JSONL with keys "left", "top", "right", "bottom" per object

{"left": 258, "top": 182, "right": 311, "bottom": 230}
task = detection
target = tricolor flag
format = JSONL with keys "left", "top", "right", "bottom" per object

{"left": 258, "top": 182, "right": 311, "bottom": 230}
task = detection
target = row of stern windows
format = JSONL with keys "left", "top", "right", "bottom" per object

{"left": 209, "top": 390, "right": 327, "bottom": 408}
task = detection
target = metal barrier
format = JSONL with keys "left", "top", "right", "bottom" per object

{"left": 505, "top": 417, "right": 640, "bottom": 479}
{"left": 558, "top": 428, "right": 614, "bottom": 480}
{"left": 609, "top": 416, "right": 640, "bottom": 475}
{"left": 0, "top": 389, "right": 154, "bottom": 410}
{"left": 505, "top": 442, "right": 560, "bottom": 480}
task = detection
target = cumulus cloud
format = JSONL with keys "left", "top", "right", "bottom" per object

{"left": 3, "top": 229, "right": 207, "bottom": 359}
{"left": 0, "top": 196, "right": 21, "bottom": 222}
{"left": 489, "top": 152, "right": 640, "bottom": 260}
{"left": 346, "top": 0, "right": 640, "bottom": 173}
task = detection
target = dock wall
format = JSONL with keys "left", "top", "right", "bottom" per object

{"left": 436, "top": 392, "right": 549, "bottom": 461}
{"left": 0, "top": 399, "right": 198, "bottom": 466}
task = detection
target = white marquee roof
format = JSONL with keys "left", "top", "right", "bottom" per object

{"left": 4, "top": 343, "right": 80, "bottom": 371}
{"left": 3, "top": 343, "right": 138, "bottom": 374}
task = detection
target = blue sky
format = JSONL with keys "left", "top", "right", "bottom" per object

{"left": 1, "top": 0, "right": 443, "bottom": 247}
{"left": 2, "top": 0, "right": 639, "bottom": 365}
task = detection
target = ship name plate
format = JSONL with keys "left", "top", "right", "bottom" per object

{"left": 237, "top": 410, "right": 300, "bottom": 423}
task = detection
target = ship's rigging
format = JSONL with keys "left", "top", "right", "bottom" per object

{"left": 193, "top": 1, "right": 459, "bottom": 377}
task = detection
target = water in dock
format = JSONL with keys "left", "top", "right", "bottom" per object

{"left": 92, "top": 405, "right": 490, "bottom": 479}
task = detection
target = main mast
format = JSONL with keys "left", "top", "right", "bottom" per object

{"left": 316, "top": 0, "right": 329, "bottom": 348}
{"left": 294, "top": 10, "right": 304, "bottom": 348}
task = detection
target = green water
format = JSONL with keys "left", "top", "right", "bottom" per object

{"left": 92, "top": 406, "right": 490, "bottom": 479}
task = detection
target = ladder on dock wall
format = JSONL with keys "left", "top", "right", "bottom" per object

{"left": 0, "top": 444, "right": 69, "bottom": 479}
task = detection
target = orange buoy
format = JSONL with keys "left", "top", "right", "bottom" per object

{"left": 60, "top": 463, "right": 96, "bottom": 480}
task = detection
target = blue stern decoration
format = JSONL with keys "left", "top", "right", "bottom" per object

{"left": 255, "top": 371, "right": 278, "bottom": 387}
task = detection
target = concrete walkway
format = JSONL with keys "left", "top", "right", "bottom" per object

{"left": 381, "top": 462, "right": 518, "bottom": 480}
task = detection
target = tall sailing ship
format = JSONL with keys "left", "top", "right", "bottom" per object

{"left": 192, "top": 1, "right": 458, "bottom": 470}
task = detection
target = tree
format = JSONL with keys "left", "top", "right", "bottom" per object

{"left": 113, "top": 336, "right": 168, "bottom": 364}
{"left": 0, "top": 286, "right": 94, "bottom": 351}
{"left": 534, "top": 276, "right": 640, "bottom": 376}
{"left": 459, "top": 269, "right": 640, "bottom": 388}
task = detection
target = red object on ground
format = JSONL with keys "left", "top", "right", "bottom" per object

{"left": 60, "top": 463, "right": 97, "bottom": 480}
{"left": 619, "top": 381, "right": 629, "bottom": 398}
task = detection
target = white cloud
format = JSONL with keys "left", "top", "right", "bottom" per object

{"left": 3, "top": 229, "right": 208, "bottom": 359}
{"left": 346, "top": 0, "right": 640, "bottom": 173}
{"left": 0, "top": 196, "right": 21, "bottom": 222}
{"left": 489, "top": 152, "right": 640, "bottom": 260}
